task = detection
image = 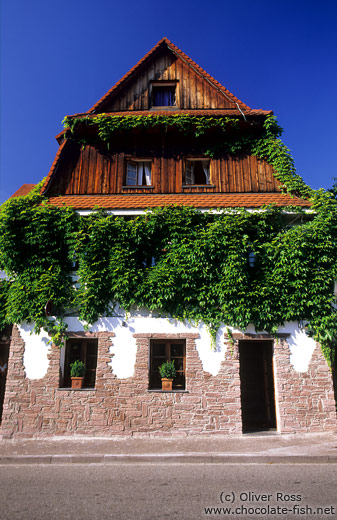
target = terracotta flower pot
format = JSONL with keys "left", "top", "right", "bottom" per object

{"left": 161, "top": 378, "right": 173, "bottom": 391}
{"left": 71, "top": 377, "right": 84, "bottom": 389}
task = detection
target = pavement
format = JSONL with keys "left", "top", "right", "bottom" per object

{"left": 0, "top": 431, "right": 337, "bottom": 464}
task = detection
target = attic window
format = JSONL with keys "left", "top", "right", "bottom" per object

{"left": 151, "top": 82, "right": 176, "bottom": 107}
{"left": 184, "top": 159, "right": 211, "bottom": 185}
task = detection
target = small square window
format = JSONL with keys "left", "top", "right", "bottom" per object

{"left": 152, "top": 86, "right": 176, "bottom": 107}
{"left": 184, "top": 159, "right": 211, "bottom": 185}
{"left": 149, "top": 339, "right": 186, "bottom": 390}
{"left": 61, "top": 339, "right": 98, "bottom": 388}
{"left": 126, "top": 160, "right": 152, "bottom": 186}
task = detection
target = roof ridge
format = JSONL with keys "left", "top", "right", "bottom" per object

{"left": 162, "top": 38, "right": 250, "bottom": 111}
{"left": 88, "top": 38, "right": 168, "bottom": 113}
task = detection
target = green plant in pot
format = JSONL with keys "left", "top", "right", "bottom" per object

{"left": 158, "top": 360, "right": 176, "bottom": 391}
{"left": 70, "top": 360, "right": 86, "bottom": 389}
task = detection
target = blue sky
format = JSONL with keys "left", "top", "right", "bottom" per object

{"left": 1, "top": 0, "right": 337, "bottom": 203}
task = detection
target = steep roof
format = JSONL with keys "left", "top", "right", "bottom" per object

{"left": 40, "top": 38, "right": 310, "bottom": 210}
{"left": 88, "top": 37, "right": 252, "bottom": 114}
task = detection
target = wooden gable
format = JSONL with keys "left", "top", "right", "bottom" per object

{"left": 41, "top": 39, "right": 310, "bottom": 210}
{"left": 89, "top": 38, "right": 250, "bottom": 113}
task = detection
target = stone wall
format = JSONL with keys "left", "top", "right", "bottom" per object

{"left": 0, "top": 326, "right": 336, "bottom": 438}
{"left": 0, "top": 328, "right": 242, "bottom": 437}
{"left": 274, "top": 338, "right": 336, "bottom": 433}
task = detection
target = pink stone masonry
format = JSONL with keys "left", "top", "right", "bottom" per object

{"left": 273, "top": 338, "right": 336, "bottom": 433}
{"left": 0, "top": 326, "right": 336, "bottom": 437}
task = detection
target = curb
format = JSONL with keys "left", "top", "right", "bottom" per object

{"left": 1, "top": 453, "right": 337, "bottom": 465}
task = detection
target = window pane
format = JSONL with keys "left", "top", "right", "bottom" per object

{"left": 85, "top": 370, "right": 96, "bottom": 388}
{"left": 185, "top": 162, "right": 194, "bottom": 184}
{"left": 174, "top": 373, "right": 185, "bottom": 389}
{"left": 151, "top": 343, "right": 166, "bottom": 357}
{"left": 150, "top": 372, "right": 162, "bottom": 389}
{"left": 62, "top": 339, "right": 98, "bottom": 389}
{"left": 170, "top": 343, "right": 184, "bottom": 356}
{"left": 126, "top": 162, "right": 137, "bottom": 185}
{"left": 149, "top": 339, "right": 186, "bottom": 390}
{"left": 171, "top": 358, "right": 184, "bottom": 371}
{"left": 86, "top": 356, "right": 97, "bottom": 370}
{"left": 143, "top": 161, "right": 152, "bottom": 185}
{"left": 86, "top": 342, "right": 97, "bottom": 356}
{"left": 69, "top": 342, "right": 82, "bottom": 357}
{"left": 153, "top": 86, "right": 175, "bottom": 106}
{"left": 152, "top": 358, "right": 165, "bottom": 373}
{"left": 194, "top": 161, "right": 207, "bottom": 184}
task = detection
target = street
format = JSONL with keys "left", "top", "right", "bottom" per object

{"left": 1, "top": 463, "right": 336, "bottom": 520}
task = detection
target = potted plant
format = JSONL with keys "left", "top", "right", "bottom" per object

{"left": 70, "top": 360, "right": 86, "bottom": 389}
{"left": 158, "top": 360, "right": 176, "bottom": 391}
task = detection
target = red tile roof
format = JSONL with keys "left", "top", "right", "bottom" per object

{"left": 88, "top": 37, "right": 251, "bottom": 114}
{"left": 41, "top": 138, "right": 69, "bottom": 195}
{"left": 47, "top": 193, "right": 310, "bottom": 210}
{"left": 66, "top": 109, "right": 272, "bottom": 119}
{"left": 10, "top": 184, "right": 36, "bottom": 198}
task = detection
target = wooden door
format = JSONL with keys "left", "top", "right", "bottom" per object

{"left": 239, "top": 340, "right": 277, "bottom": 432}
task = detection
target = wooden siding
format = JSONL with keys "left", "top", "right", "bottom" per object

{"left": 104, "top": 50, "right": 235, "bottom": 112}
{"left": 48, "top": 143, "right": 281, "bottom": 196}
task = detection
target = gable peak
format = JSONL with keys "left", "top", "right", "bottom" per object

{"left": 88, "top": 38, "right": 251, "bottom": 114}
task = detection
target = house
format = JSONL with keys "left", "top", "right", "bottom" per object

{"left": 0, "top": 38, "right": 336, "bottom": 437}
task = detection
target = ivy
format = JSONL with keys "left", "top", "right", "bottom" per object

{"left": 0, "top": 184, "right": 79, "bottom": 345}
{"left": 1, "top": 191, "right": 337, "bottom": 365}
{"left": 0, "top": 115, "right": 336, "bottom": 366}
{"left": 63, "top": 113, "right": 240, "bottom": 141}
{"left": 63, "top": 113, "right": 314, "bottom": 200}
{"left": 250, "top": 116, "right": 314, "bottom": 200}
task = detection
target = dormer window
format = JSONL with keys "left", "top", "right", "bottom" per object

{"left": 126, "top": 160, "right": 152, "bottom": 186}
{"left": 184, "top": 159, "right": 211, "bottom": 185}
{"left": 151, "top": 82, "right": 177, "bottom": 108}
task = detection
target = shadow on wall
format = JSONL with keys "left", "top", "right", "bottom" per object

{"left": 0, "top": 326, "right": 11, "bottom": 422}
{"left": 332, "top": 353, "right": 337, "bottom": 409}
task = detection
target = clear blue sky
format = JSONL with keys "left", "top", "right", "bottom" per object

{"left": 1, "top": 0, "right": 337, "bottom": 203}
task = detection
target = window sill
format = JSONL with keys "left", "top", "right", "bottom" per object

{"left": 182, "top": 184, "right": 215, "bottom": 188}
{"left": 149, "top": 106, "right": 178, "bottom": 111}
{"left": 122, "top": 185, "right": 154, "bottom": 189}
{"left": 147, "top": 389, "right": 188, "bottom": 393}
{"left": 58, "top": 388, "right": 96, "bottom": 391}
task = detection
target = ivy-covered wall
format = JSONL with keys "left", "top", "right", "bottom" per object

{"left": 62, "top": 114, "right": 313, "bottom": 199}
{"left": 1, "top": 182, "right": 337, "bottom": 365}
{"left": 1, "top": 114, "right": 337, "bottom": 367}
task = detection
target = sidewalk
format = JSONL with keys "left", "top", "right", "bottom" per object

{"left": 0, "top": 431, "right": 337, "bottom": 464}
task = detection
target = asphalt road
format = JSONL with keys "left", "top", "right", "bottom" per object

{"left": 1, "top": 463, "right": 336, "bottom": 520}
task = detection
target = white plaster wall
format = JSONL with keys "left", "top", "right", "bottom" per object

{"left": 229, "top": 322, "right": 316, "bottom": 372}
{"left": 17, "top": 314, "right": 318, "bottom": 381}
{"left": 277, "top": 321, "right": 316, "bottom": 372}
{"left": 19, "top": 323, "right": 51, "bottom": 380}
{"left": 64, "top": 313, "right": 228, "bottom": 378}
